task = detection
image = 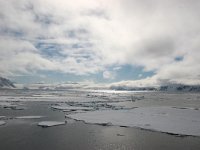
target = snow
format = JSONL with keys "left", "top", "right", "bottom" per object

{"left": 0, "top": 121, "right": 6, "bottom": 126}
{"left": 68, "top": 106, "right": 200, "bottom": 136}
{"left": 15, "top": 116, "right": 44, "bottom": 119}
{"left": 0, "top": 77, "right": 15, "bottom": 88}
{"left": 38, "top": 121, "right": 66, "bottom": 127}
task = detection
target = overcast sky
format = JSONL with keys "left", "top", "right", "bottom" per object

{"left": 1, "top": 0, "right": 200, "bottom": 85}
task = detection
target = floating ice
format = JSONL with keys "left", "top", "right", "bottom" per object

{"left": 106, "top": 102, "right": 138, "bottom": 110}
{"left": 0, "top": 121, "right": 6, "bottom": 126}
{"left": 13, "top": 107, "right": 26, "bottom": 110}
{"left": 68, "top": 106, "right": 200, "bottom": 136}
{"left": 15, "top": 116, "right": 44, "bottom": 119}
{"left": 0, "top": 102, "right": 18, "bottom": 108}
{"left": 64, "top": 110, "right": 87, "bottom": 114}
{"left": 172, "top": 106, "right": 199, "bottom": 110}
{"left": 0, "top": 102, "right": 25, "bottom": 110}
{"left": 0, "top": 116, "right": 6, "bottom": 119}
{"left": 72, "top": 110, "right": 87, "bottom": 113}
{"left": 96, "top": 122, "right": 112, "bottom": 126}
{"left": 51, "top": 105, "right": 93, "bottom": 111}
{"left": 38, "top": 121, "right": 66, "bottom": 127}
{"left": 65, "top": 118, "right": 76, "bottom": 124}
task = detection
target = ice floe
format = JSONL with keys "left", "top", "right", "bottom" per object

{"left": 65, "top": 118, "right": 76, "bottom": 124}
{"left": 51, "top": 105, "right": 93, "bottom": 111}
{"left": 0, "top": 116, "right": 6, "bottom": 119}
{"left": 68, "top": 106, "right": 200, "bottom": 136}
{"left": 15, "top": 116, "right": 44, "bottom": 119}
{"left": 172, "top": 106, "right": 199, "bottom": 110}
{"left": 107, "top": 101, "right": 138, "bottom": 110}
{"left": 0, "top": 121, "right": 6, "bottom": 126}
{"left": 0, "top": 102, "right": 26, "bottom": 110}
{"left": 0, "top": 102, "right": 18, "bottom": 108}
{"left": 38, "top": 121, "right": 66, "bottom": 127}
{"left": 64, "top": 110, "right": 87, "bottom": 114}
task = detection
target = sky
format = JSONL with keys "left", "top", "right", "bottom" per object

{"left": 1, "top": 0, "right": 200, "bottom": 86}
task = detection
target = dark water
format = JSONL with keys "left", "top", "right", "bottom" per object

{"left": 0, "top": 102, "right": 200, "bottom": 150}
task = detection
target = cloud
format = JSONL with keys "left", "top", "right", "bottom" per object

{"left": 0, "top": 0, "right": 200, "bottom": 85}
{"left": 103, "top": 71, "right": 115, "bottom": 80}
{"left": 138, "top": 74, "right": 143, "bottom": 78}
{"left": 110, "top": 77, "right": 159, "bottom": 88}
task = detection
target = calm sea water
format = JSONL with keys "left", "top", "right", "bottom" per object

{"left": 0, "top": 90, "right": 200, "bottom": 150}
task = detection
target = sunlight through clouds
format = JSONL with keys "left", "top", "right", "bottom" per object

{"left": 1, "top": 0, "right": 200, "bottom": 85}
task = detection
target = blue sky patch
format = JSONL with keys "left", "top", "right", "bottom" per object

{"left": 175, "top": 56, "right": 184, "bottom": 62}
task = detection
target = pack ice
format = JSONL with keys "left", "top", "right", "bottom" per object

{"left": 0, "top": 121, "right": 6, "bottom": 126}
{"left": 51, "top": 104, "right": 93, "bottom": 111}
{"left": 15, "top": 116, "right": 44, "bottom": 119}
{"left": 68, "top": 106, "right": 200, "bottom": 136}
{"left": 38, "top": 121, "right": 66, "bottom": 127}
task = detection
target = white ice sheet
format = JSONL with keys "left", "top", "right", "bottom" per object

{"left": 69, "top": 106, "right": 200, "bottom": 136}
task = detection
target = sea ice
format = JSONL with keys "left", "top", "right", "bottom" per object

{"left": 0, "top": 116, "right": 6, "bottom": 119}
{"left": 51, "top": 105, "right": 93, "bottom": 111}
{"left": 64, "top": 110, "right": 87, "bottom": 114}
{"left": 107, "top": 101, "right": 138, "bottom": 110}
{"left": 38, "top": 121, "right": 66, "bottom": 127}
{"left": 0, "top": 102, "right": 25, "bottom": 110}
{"left": 68, "top": 106, "right": 200, "bottom": 136}
{"left": 172, "top": 106, "right": 199, "bottom": 110}
{"left": 0, "top": 121, "right": 6, "bottom": 126}
{"left": 0, "top": 102, "right": 18, "bottom": 108}
{"left": 15, "top": 116, "right": 44, "bottom": 119}
{"left": 65, "top": 118, "right": 76, "bottom": 124}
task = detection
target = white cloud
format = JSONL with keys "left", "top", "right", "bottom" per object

{"left": 0, "top": 0, "right": 200, "bottom": 85}
{"left": 103, "top": 71, "right": 115, "bottom": 80}
{"left": 110, "top": 77, "right": 159, "bottom": 88}
{"left": 138, "top": 74, "right": 143, "bottom": 78}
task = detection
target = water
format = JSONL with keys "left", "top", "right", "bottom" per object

{"left": 0, "top": 90, "right": 200, "bottom": 150}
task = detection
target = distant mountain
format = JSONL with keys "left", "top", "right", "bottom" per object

{"left": 0, "top": 77, "right": 15, "bottom": 88}
{"left": 110, "top": 83, "right": 200, "bottom": 92}
{"left": 159, "top": 84, "right": 200, "bottom": 92}
{"left": 110, "top": 85, "right": 157, "bottom": 91}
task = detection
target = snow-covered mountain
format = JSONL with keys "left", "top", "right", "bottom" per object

{"left": 159, "top": 84, "right": 200, "bottom": 92}
{"left": 0, "top": 77, "right": 15, "bottom": 88}
{"left": 110, "top": 85, "right": 157, "bottom": 91}
{"left": 1, "top": 77, "right": 199, "bottom": 92}
{"left": 110, "top": 83, "right": 200, "bottom": 92}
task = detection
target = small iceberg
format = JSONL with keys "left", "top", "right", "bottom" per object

{"left": 38, "top": 121, "right": 66, "bottom": 127}
{"left": 0, "top": 121, "right": 6, "bottom": 126}
{"left": 15, "top": 116, "right": 44, "bottom": 119}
